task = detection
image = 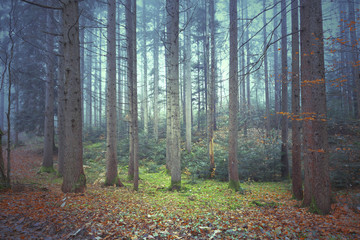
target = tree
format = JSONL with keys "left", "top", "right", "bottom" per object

{"left": 126, "top": 0, "right": 139, "bottom": 190}
{"left": 348, "top": 0, "right": 360, "bottom": 119}
{"left": 208, "top": 0, "right": 215, "bottom": 175}
{"left": 166, "top": 0, "right": 181, "bottom": 190}
{"left": 291, "top": 0, "right": 302, "bottom": 200}
{"left": 228, "top": 0, "right": 240, "bottom": 191}
{"left": 61, "top": 0, "right": 86, "bottom": 193}
{"left": 153, "top": 7, "right": 160, "bottom": 142}
{"left": 184, "top": 0, "right": 192, "bottom": 153}
{"left": 263, "top": 0, "right": 270, "bottom": 136}
{"left": 300, "top": 0, "right": 331, "bottom": 214}
{"left": 273, "top": 0, "right": 280, "bottom": 127}
{"left": 105, "top": 0, "right": 122, "bottom": 187}
{"left": 142, "top": 0, "right": 148, "bottom": 135}
{"left": 41, "top": 9, "right": 55, "bottom": 173}
{"left": 280, "top": 0, "right": 289, "bottom": 179}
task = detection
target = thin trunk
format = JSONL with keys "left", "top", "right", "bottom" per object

{"left": 273, "top": 0, "right": 280, "bottom": 128}
{"left": 291, "top": 0, "right": 302, "bottom": 200}
{"left": 105, "top": 0, "right": 122, "bottom": 187}
{"left": 208, "top": 0, "right": 215, "bottom": 176}
{"left": 228, "top": 0, "right": 240, "bottom": 191}
{"left": 166, "top": 0, "right": 181, "bottom": 190}
{"left": 142, "top": 0, "right": 148, "bottom": 135}
{"left": 153, "top": 12, "right": 160, "bottom": 142}
{"left": 57, "top": 28, "right": 65, "bottom": 176}
{"left": 280, "top": 0, "right": 289, "bottom": 179}
{"left": 42, "top": 9, "right": 55, "bottom": 171}
{"left": 184, "top": 1, "right": 192, "bottom": 152}
{"left": 348, "top": 0, "right": 360, "bottom": 119}
{"left": 263, "top": 0, "right": 270, "bottom": 136}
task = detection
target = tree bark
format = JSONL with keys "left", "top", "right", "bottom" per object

{"left": 280, "top": 0, "right": 289, "bottom": 179}
{"left": 273, "top": 0, "right": 280, "bottom": 128}
{"left": 153, "top": 11, "right": 160, "bottom": 142}
{"left": 184, "top": 1, "right": 192, "bottom": 153}
{"left": 42, "top": 9, "right": 55, "bottom": 172}
{"left": 263, "top": 0, "right": 270, "bottom": 136}
{"left": 105, "top": 0, "right": 122, "bottom": 187}
{"left": 208, "top": 0, "right": 216, "bottom": 176}
{"left": 228, "top": 0, "right": 240, "bottom": 191}
{"left": 301, "top": 0, "right": 331, "bottom": 214}
{"left": 61, "top": 0, "right": 86, "bottom": 193}
{"left": 166, "top": 0, "right": 181, "bottom": 190}
{"left": 291, "top": 0, "right": 302, "bottom": 200}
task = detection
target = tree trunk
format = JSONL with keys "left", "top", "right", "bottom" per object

{"left": 42, "top": 9, "right": 55, "bottom": 172}
{"left": 166, "top": 0, "right": 181, "bottom": 190}
{"left": 348, "top": 0, "right": 360, "bottom": 119}
{"left": 87, "top": 31, "right": 93, "bottom": 129}
{"left": 142, "top": 0, "right": 148, "bottom": 135}
{"left": 153, "top": 12, "right": 160, "bottom": 142}
{"left": 208, "top": 0, "right": 215, "bottom": 176}
{"left": 228, "top": 0, "right": 240, "bottom": 191}
{"left": 263, "top": 0, "right": 270, "bottom": 136}
{"left": 105, "top": 0, "right": 122, "bottom": 187}
{"left": 61, "top": 0, "right": 86, "bottom": 193}
{"left": 291, "top": 0, "right": 302, "bottom": 200}
{"left": 280, "top": 0, "right": 289, "bottom": 179}
{"left": 273, "top": 0, "right": 280, "bottom": 128}
{"left": 184, "top": 1, "right": 192, "bottom": 153}
{"left": 57, "top": 24, "right": 65, "bottom": 177}
{"left": 300, "top": 0, "right": 331, "bottom": 214}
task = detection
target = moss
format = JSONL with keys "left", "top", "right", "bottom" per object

{"left": 38, "top": 166, "right": 56, "bottom": 174}
{"left": 71, "top": 173, "right": 86, "bottom": 193}
{"left": 309, "top": 197, "right": 323, "bottom": 215}
{"left": 169, "top": 180, "right": 181, "bottom": 191}
{"left": 105, "top": 174, "right": 123, "bottom": 187}
{"left": 228, "top": 179, "right": 244, "bottom": 193}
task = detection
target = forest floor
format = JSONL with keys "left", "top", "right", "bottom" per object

{"left": 0, "top": 145, "right": 359, "bottom": 239}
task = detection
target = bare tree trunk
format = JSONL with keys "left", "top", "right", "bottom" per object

{"left": 301, "top": 0, "right": 330, "bottom": 214}
{"left": 348, "top": 0, "right": 360, "bottom": 119}
{"left": 280, "top": 0, "right": 289, "bottom": 179}
{"left": 263, "top": 0, "right": 270, "bottom": 136}
{"left": 61, "top": 0, "right": 86, "bottom": 193}
{"left": 105, "top": 0, "right": 122, "bottom": 187}
{"left": 142, "top": 0, "right": 148, "bottom": 135}
{"left": 184, "top": 1, "right": 192, "bottom": 152}
{"left": 273, "top": 0, "right": 280, "bottom": 128}
{"left": 291, "top": 0, "right": 302, "bottom": 200}
{"left": 153, "top": 12, "right": 160, "bottom": 142}
{"left": 87, "top": 31, "right": 93, "bottom": 130}
{"left": 99, "top": 28, "right": 103, "bottom": 128}
{"left": 166, "top": 0, "right": 181, "bottom": 190}
{"left": 42, "top": 9, "right": 55, "bottom": 172}
{"left": 208, "top": 0, "right": 216, "bottom": 176}
{"left": 228, "top": 0, "right": 240, "bottom": 191}
{"left": 57, "top": 25, "right": 65, "bottom": 177}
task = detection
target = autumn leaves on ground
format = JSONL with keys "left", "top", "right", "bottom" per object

{"left": 0, "top": 146, "right": 359, "bottom": 239}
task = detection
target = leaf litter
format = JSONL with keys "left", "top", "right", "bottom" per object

{"left": 0, "top": 146, "right": 359, "bottom": 239}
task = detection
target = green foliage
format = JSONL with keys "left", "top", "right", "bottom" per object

{"left": 38, "top": 166, "right": 56, "bottom": 174}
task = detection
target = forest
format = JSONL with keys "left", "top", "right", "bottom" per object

{"left": 0, "top": 0, "right": 359, "bottom": 239}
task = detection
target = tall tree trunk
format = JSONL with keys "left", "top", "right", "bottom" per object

{"left": 153, "top": 12, "right": 160, "bottom": 142}
{"left": 208, "top": 0, "right": 216, "bottom": 176}
{"left": 263, "top": 0, "right": 270, "bottom": 136}
{"left": 57, "top": 25, "right": 65, "bottom": 177}
{"left": 273, "top": 0, "right": 280, "bottom": 128}
{"left": 142, "top": 0, "right": 148, "bottom": 135}
{"left": 166, "top": 0, "right": 181, "bottom": 190}
{"left": 348, "top": 0, "right": 360, "bottom": 119}
{"left": 42, "top": 9, "right": 55, "bottom": 172}
{"left": 99, "top": 27, "right": 103, "bottom": 128}
{"left": 87, "top": 31, "right": 93, "bottom": 129}
{"left": 280, "top": 0, "right": 289, "bottom": 179}
{"left": 184, "top": 1, "right": 192, "bottom": 152}
{"left": 301, "top": 0, "right": 331, "bottom": 214}
{"left": 244, "top": 2, "right": 250, "bottom": 136}
{"left": 105, "top": 0, "right": 122, "bottom": 187}
{"left": 291, "top": 0, "right": 302, "bottom": 200}
{"left": 228, "top": 0, "right": 240, "bottom": 191}
{"left": 61, "top": 0, "right": 86, "bottom": 193}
